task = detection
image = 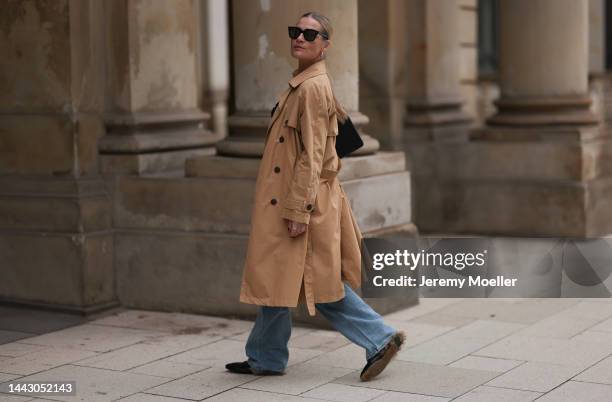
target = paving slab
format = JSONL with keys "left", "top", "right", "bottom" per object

{"left": 473, "top": 334, "right": 612, "bottom": 370}
{"left": 573, "top": 355, "right": 612, "bottom": 385}
{"left": 448, "top": 356, "right": 524, "bottom": 373}
{"left": 127, "top": 360, "right": 210, "bottom": 379}
{"left": 428, "top": 299, "right": 579, "bottom": 324}
{"left": 333, "top": 360, "right": 499, "bottom": 398}
{"left": 166, "top": 338, "right": 323, "bottom": 369}
{"left": 382, "top": 299, "right": 465, "bottom": 322}
{"left": 0, "top": 346, "right": 98, "bottom": 375}
{"left": 300, "top": 382, "right": 386, "bottom": 401}
{"left": 73, "top": 333, "right": 221, "bottom": 371}
{"left": 408, "top": 312, "right": 476, "bottom": 328}
{"left": 536, "top": 380, "right": 612, "bottom": 402}
{"left": 370, "top": 391, "right": 449, "bottom": 401}
{"left": 453, "top": 385, "right": 541, "bottom": 401}
{"left": 397, "top": 319, "right": 524, "bottom": 365}
{"left": 0, "top": 364, "right": 168, "bottom": 402}
{"left": 384, "top": 320, "right": 456, "bottom": 348}
{"left": 0, "top": 343, "right": 46, "bottom": 359}
{"left": 241, "top": 361, "right": 354, "bottom": 395}
{"left": 305, "top": 343, "right": 365, "bottom": 370}
{"left": 485, "top": 361, "right": 585, "bottom": 392}
{"left": 229, "top": 326, "right": 313, "bottom": 342}
{"left": 288, "top": 330, "right": 350, "bottom": 352}
{"left": 18, "top": 324, "right": 163, "bottom": 353}
{"left": 590, "top": 315, "right": 612, "bottom": 332}
{"left": 0, "top": 394, "right": 35, "bottom": 401}
{"left": 571, "top": 330, "right": 612, "bottom": 345}
{"left": 144, "top": 367, "right": 254, "bottom": 400}
{"left": 92, "top": 309, "right": 253, "bottom": 338}
{"left": 0, "top": 372, "right": 21, "bottom": 383}
{"left": 511, "top": 301, "right": 612, "bottom": 339}
{"left": 205, "top": 387, "right": 323, "bottom": 401}
{"left": 118, "top": 394, "right": 191, "bottom": 401}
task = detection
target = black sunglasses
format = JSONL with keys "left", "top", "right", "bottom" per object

{"left": 288, "top": 26, "right": 328, "bottom": 42}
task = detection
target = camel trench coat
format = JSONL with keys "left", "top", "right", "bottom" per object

{"left": 239, "top": 59, "right": 363, "bottom": 316}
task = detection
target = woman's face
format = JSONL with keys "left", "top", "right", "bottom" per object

{"left": 290, "top": 16, "right": 328, "bottom": 63}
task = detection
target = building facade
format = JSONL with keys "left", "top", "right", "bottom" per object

{"left": 0, "top": 0, "right": 610, "bottom": 320}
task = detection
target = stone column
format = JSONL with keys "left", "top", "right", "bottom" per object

{"left": 588, "top": 0, "right": 607, "bottom": 125}
{"left": 0, "top": 0, "right": 115, "bottom": 313}
{"left": 215, "top": 0, "right": 378, "bottom": 157}
{"left": 488, "top": 0, "right": 596, "bottom": 126}
{"left": 426, "top": 0, "right": 612, "bottom": 237}
{"left": 404, "top": 0, "right": 473, "bottom": 231}
{"left": 358, "top": 0, "right": 410, "bottom": 151}
{"left": 99, "top": 0, "right": 218, "bottom": 175}
{"left": 200, "top": 0, "right": 230, "bottom": 139}
{"left": 404, "top": 0, "right": 472, "bottom": 137}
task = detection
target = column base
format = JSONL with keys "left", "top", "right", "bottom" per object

{"left": 219, "top": 111, "right": 380, "bottom": 157}
{"left": 411, "top": 125, "right": 612, "bottom": 237}
{"left": 0, "top": 177, "right": 117, "bottom": 314}
{"left": 100, "top": 110, "right": 219, "bottom": 174}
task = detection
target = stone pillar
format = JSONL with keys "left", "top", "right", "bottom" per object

{"left": 0, "top": 0, "right": 115, "bottom": 313}
{"left": 489, "top": 0, "right": 596, "bottom": 126}
{"left": 358, "top": 0, "right": 410, "bottom": 151}
{"left": 99, "top": 0, "right": 218, "bottom": 175}
{"left": 200, "top": 0, "right": 230, "bottom": 139}
{"left": 424, "top": 0, "right": 612, "bottom": 237}
{"left": 404, "top": 0, "right": 472, "bottom": 137}
{"left": 404, "top": 0, "right": 473, "bottom": 231}
{"left": 215, "top": 0, "right": 378, "bottom": 157}
{"left": 589, "top": 0, "right": 607, "bottom": 125}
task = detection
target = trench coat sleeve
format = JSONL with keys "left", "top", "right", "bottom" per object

{"left": 280, "top": 83, "right": 330, "bottom": 225}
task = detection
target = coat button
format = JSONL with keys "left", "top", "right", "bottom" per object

{"left": 306, "top": 204, "right": 313, "bottom": 211}
{"left": 271, "top": 198, "right": 277, "bottom": 205}
{"left": 279, "top": 136, "right": 284, "bottom": 143}
{"left": 274, "top": 166, "right": 280, "bottom": 173}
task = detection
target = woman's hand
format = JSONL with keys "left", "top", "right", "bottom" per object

{"left": 284, "top": 218, "right": 307, "bottom": 237}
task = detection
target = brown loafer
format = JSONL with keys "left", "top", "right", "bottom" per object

{"left": 360, "top": 331, "right": 406, "bottom": 381}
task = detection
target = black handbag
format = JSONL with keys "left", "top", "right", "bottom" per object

{"left": 271, "top": 102, "right": 364, "bottom": 158}
{"left": 335, "top": 115, "right": 364, "bottom": 158}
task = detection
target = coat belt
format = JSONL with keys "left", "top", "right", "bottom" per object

{"left": 319, "top": 158, "right": 341, "bottom": 183}
{"left": 320, "top": 168, "right": 338, "bottom": 183}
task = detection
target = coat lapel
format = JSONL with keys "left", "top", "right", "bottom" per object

{"left": 265, "top": 86, "right": 293, "bottom": 139}
{"left": 266, "top": 60, "right": 329, "bottom": 140}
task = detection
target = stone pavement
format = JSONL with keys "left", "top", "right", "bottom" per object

{"left": 1, "top": 298, "right": 612, "bottom": 401}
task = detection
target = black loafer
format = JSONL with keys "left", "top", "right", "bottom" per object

{"left": 225, "top": 361, "right": 284, "bottom": 376}
{"left": 360, "top": 331, "right": 406, "bottom": 381}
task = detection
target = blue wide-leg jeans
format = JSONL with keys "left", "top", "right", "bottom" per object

{"left": 245, "top": 282, "right": 397, "bottom": 373}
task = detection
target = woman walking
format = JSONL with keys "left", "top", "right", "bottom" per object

{"left": 226, "top": 11, "right": 405, "bottom": 382}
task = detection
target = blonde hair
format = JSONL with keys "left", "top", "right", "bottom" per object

{"left": 300, "top": 11, "right": 349, "bottom": 123}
